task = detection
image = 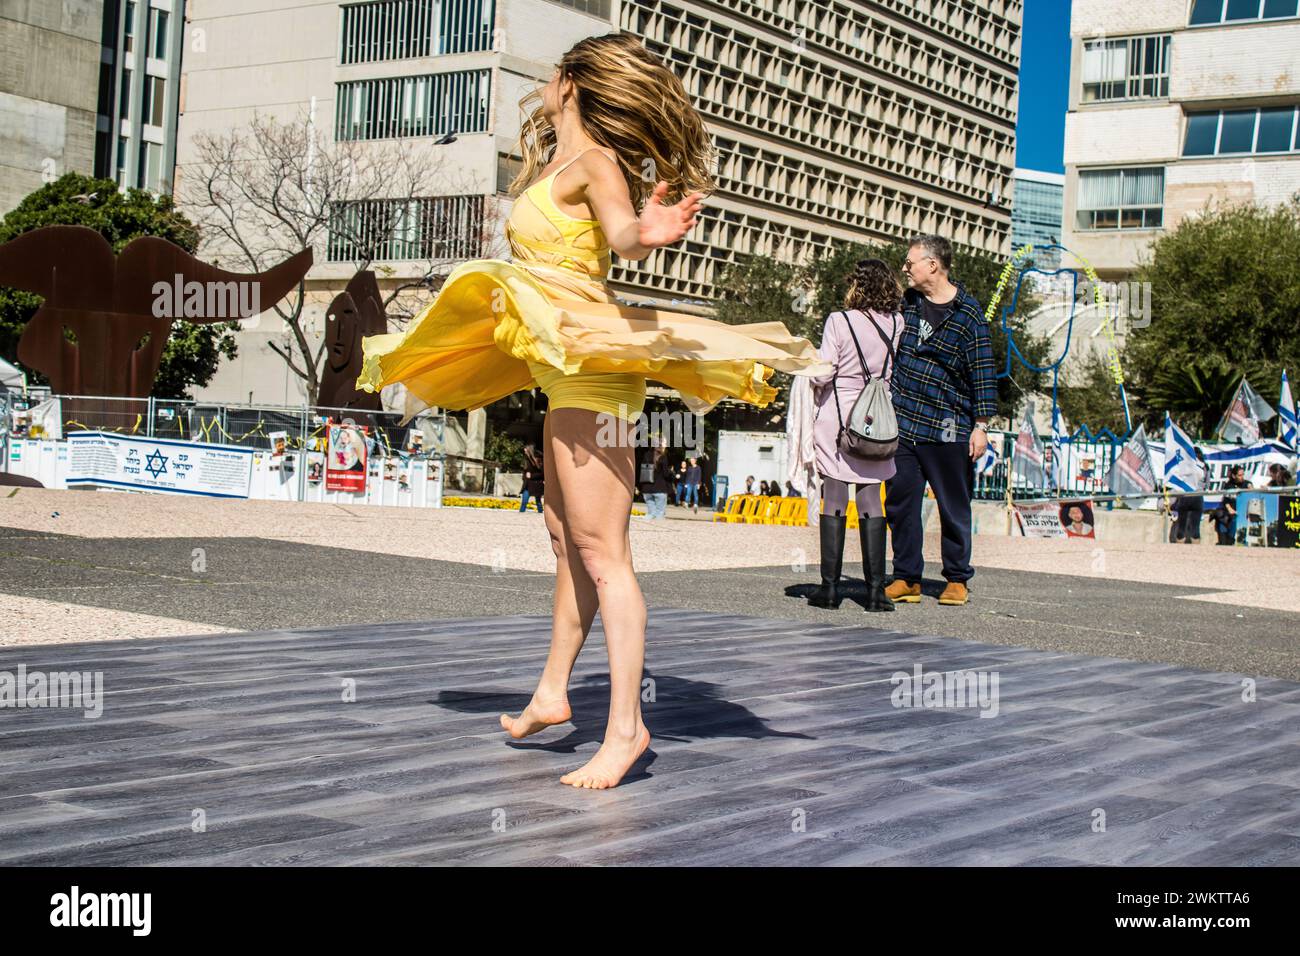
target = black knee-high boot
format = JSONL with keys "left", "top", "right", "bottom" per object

{"left": 862, "top": 516, "right": 894, "bottom": 612}
{"left": 808, "top": 513, "right": 846, "bottom": 609}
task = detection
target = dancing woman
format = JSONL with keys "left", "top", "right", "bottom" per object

{"left": 807, "top": 259, "right": 904, "bottom": 613}
{"left": 357, "top": 32, "right": 827, "bottom": 789}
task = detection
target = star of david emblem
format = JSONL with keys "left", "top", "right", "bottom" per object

{"left": 144, "top": 449, "right": 169, "bottom": 478}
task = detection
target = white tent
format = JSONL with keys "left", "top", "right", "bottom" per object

{"left": 0, "top": 357, "right": 25, "bottom": 391}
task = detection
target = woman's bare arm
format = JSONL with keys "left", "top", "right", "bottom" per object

{"left": 559, "top": 150, "right": 705, "bottom": 261}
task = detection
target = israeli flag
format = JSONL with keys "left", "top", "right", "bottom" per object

{"left": 1163, "top": 411, "right": 1205, "bottom": 493}
{"left": 1050, "top": 406, "right": 1070, "bottom": 490}
{"left": 975, "top": 440, "right": 999, "bottom": 477}
{"left": 1281, "top": 369, "right": 1297, "bottom": 451}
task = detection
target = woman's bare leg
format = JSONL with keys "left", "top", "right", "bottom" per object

{"left": 548, "top": 408, "right": 649, "bottom": 789}
{"left": 500, "top": 411, "right": 600, "bottom": 738}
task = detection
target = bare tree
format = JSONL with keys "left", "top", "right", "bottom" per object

{"left": 182, "top": 112, "right": 503, "bottom": 403}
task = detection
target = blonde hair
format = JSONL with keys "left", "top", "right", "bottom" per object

{"left": 510, "top": 32, "right": 716, "bottom": 209}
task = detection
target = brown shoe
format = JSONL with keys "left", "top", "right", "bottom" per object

{"left": 938, "top": 582, "right": 969, "bottom": 606}
{"left": 884, "top": 580, "right": 921, "bottom": 603}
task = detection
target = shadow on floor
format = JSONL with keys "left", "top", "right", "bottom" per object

{"left": 432, "top": 668, "right": 812, "bottom": 764}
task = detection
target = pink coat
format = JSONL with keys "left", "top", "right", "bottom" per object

{"left": 809, "top": 308, "right": 903, "bottom": 484}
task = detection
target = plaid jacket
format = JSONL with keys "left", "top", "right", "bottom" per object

{"left": 891, "top": 282, "right": 998, "bottom": 444}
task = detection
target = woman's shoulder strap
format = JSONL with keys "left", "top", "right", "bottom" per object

{"left": 555, "top": 146, "right": 618, "bottom": 177}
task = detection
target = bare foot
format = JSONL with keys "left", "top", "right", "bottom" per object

{"left": 560, "top": 724, "right": 651, "bottom": 789}
{"left": 500, "top": 695, "right": 571, "bottom": 739}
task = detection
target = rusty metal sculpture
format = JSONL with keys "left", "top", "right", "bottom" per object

{"left": 0, "top": 225, "right": 312, "bottom": 397}
{"left": 318, "top": 270, "right": 388, "bottom": 411}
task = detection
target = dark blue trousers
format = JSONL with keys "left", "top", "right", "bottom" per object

{"left": 885, "top": 439, "right": 975, "bottom": 584}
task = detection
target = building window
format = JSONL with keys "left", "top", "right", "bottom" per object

{"left": 1076, "top": 167, "right": 1164, "bottom": 230}
{"left": 339, "top": 0, "right": 495, "bottom": 63}
{"left": 1081, "top": 35, "right": 1170, "bottom": 102}
{"left": 149, "top": 7, "right": 170, "bottom": 60}
{"left": 138, "top": 141, "right": 163, "bottom": 191}
{"left": 1190, "top": 0, "right": 1299, "bottom": 24}
{"left": 97, "top": 61, "right": 114, "bottom": 117}
{"left": 116, "top": 136, "right": 129, "bottom": 185}
{"left": 327, "top": 195, "right": 485, "bottom": 262}
{"left": 335, "top": 70, "right": 490, "bottom": 141}
{"left": 124, "top": 1, "right": 136, "bottom": 53}
{"left": 143, "top": 75, "right": 166, "bottom": 127}
{"left": 496, "top": 153, "right": 522, "bottom": 194}
{"left": 544, "top": 0, "right": 611, "bottom": 15}
{"left": 1183, "top": 107, "right": 1300, "bottom": 155}
{"left": 119, "top": 67, "right": 132, "bottom": 118}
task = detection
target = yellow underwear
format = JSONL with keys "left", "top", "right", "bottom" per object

{"left": 526, "top": 360, "right": 646, "bottom": 422}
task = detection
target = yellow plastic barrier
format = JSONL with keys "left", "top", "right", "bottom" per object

{"left": 728, "top": 495, "right": 760, "bottom": 524}
{"left": 746, "top": 496, "right": 783, "bottom": 525}
{"left": 775, "top": 497, "right": 807, "bottom": 526}
{"left": 711, "top": 494, "right": 744, "bottom": 523}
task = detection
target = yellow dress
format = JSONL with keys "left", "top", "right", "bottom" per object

{"left": 356, "top": 148, "right": 829, "bottom": 423}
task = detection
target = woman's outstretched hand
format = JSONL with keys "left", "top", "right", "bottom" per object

{"left": 637, "top": 182, "right": 705, "bottom": 249}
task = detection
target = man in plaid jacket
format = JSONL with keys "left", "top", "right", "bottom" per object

{"left": 884, "top": 235, "right": 997, "bottom": 607}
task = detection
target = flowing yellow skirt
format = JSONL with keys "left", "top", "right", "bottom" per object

{"left": 357, "top": 258, "right": 829, "bottom": 423}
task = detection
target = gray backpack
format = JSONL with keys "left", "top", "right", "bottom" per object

{"left": 832, "top": 311, "right": 899, "bottom": 461}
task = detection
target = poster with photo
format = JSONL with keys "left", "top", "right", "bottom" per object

{"left": 325, "top": 422, "right": 368, "bottom": 493}
{"left": 1059, "top": 500, "right": 1096, "bottom": 539}
{"left": 1234, "top": 492, "right": 1279, "bottom": 547}
{"left": 1013, "top": 501, "right": 1067, "bottom": 538}
{"left": 268, "top": 430, "right": 293, "bottom": 478}
{"left": 306, "top": 452, "right": 324, "bottom": 484}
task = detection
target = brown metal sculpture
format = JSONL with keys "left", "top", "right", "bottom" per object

{"left": 0, "top": 225, "right": 312, "bottom": 397}
{"left": 317, "top": 270, "right": 388, "bottom": 411}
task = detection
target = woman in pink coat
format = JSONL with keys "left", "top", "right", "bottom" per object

{"left": 807, "top": 258, "right": 903, "bottom": 612}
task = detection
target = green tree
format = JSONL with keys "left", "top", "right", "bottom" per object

{"left": 1126, "top": 199, "right": 1300, "bottom": 431}
{"left": 485, "top": 428, "right": 525, "bottom": 470}
{"left": 1056, "top": 353, "right": 1129, "bottom": 435}
{"left": 0, "top": 173, "right": 237, "bottom": 398}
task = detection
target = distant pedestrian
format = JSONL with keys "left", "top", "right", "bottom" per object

{"left": 1170, "top": 448, "right": 1206, "bottom": 544}
{"left": 744, "top": 475, "right": 755, "bottom": 495}
{"left": 684, "top": 457, "right": 702, "bottom": 512}
{"left": 1210, "top": 465, "right": 1250, "bottom": 545}
{"left": 520, "top": 444, "right": 544, "bottom": 513}
{"left": 638, "top": 444, "right": 675, "bottom": 519}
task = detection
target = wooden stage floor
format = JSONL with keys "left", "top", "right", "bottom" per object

{"left": 2, "top": 608, "right": 1299, "bottom": 866}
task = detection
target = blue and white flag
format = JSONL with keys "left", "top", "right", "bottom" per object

{"left": 975, "top": 439, "right": 999, "bottom": 477}
{"left": 1050, "top": 406, "right": 1071, "bottom": 490}
{"left": 1280, "top": 369, "right": 1297, "bottom": 451}
{"left": 1163, "top": 412, "right": 1204, "bottom": 493}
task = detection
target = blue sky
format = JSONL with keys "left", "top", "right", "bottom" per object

{"left": 1014, "top": 0, "right": 1072, "bottom": 173}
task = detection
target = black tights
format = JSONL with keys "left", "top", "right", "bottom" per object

{"left": 820, "top": 475, "right": 884, "bottom": 519}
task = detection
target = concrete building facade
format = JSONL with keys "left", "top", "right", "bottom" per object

{"left": 1063, "top": 0, "right": 1300, "bottom": 277}
{"left": 173, "top": 0, "right": 1023, "bottom": 408}
{"left": 0, "top": 0, "right": 106, "bottom": 212}
{"left": 95, "top": 0, "right": 188, "bottom": 194}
